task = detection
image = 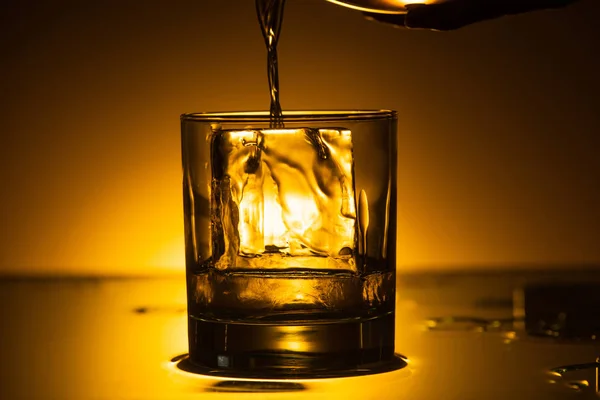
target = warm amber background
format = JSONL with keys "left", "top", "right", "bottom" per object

{"left": 1, "top": 0, "right": 599, "bottom": 276}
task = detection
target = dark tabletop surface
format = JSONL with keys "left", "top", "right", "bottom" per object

{"left": 1, "top": 269, "right": 599, "bottom": 399}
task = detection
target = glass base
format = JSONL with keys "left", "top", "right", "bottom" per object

{"left": 183, "top": 312, "right": 402, "bottom": 378}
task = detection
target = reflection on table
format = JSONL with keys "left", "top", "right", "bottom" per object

{"left": 1, "top": 270, "right": 599, "bottom": 399}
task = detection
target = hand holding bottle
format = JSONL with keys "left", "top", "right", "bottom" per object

{"left": 364, "top": 0, "right": 580, "bottom": 31}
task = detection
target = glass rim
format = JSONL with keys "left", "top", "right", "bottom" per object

{"left": 181, "top": 110, "right": 397, "bottom": 123}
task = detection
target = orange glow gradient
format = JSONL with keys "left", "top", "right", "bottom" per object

{"left": 1, "top": 0, "right": 599, "bottom": 276}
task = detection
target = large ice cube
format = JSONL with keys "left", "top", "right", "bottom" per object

{"left": 210, "top": 127, "right": 357, "bottom": 270}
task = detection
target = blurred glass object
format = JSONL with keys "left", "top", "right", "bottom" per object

{"left": 514, "top": 283, "right": 600, "bottom": 342}
{"left": 326, "top": 0, "right": 437, "bottom": 14}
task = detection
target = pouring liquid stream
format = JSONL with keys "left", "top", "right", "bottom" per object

{"left": 256, "top": 0, "right": 286, "bottom": 128}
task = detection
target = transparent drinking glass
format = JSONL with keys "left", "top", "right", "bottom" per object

{"left": 181, "top": 110, "right": 399, "bottom": 377}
